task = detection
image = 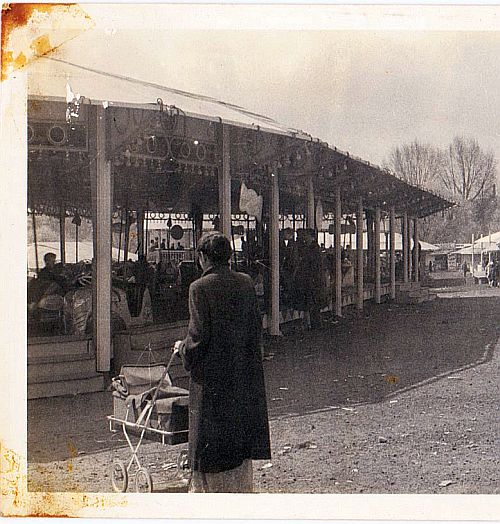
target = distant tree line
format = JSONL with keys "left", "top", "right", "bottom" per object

{"left": 385, "top": 136, "right": 498, "bottom": 243}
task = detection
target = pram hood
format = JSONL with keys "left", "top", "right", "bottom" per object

{"left": 111, "top": 363, "right": 189, "bottom": 414}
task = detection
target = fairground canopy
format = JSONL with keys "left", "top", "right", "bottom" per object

{"left": 27, "top": 56, "right": 453, "bottom": 221}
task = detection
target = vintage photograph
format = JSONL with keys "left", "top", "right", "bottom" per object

{"left": 1, "top": 1, "right": 499, "bottom": 519}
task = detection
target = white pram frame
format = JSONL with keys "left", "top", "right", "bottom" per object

{"left": 107, "top": 349, "right": 190, "bottom": 492}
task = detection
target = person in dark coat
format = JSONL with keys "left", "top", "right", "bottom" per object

{"left": 177, "top": 231, "right": 271, "bottom": 492}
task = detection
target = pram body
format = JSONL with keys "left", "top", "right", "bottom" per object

{"left": 107, "top": 354, "right": 189, "bottom": 492}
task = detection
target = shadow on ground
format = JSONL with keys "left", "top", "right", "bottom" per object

{"left": 264, "top": 296, "right": 499, "bottom": 418}
{"left": 28, "top": 294, "right": 500, "bottom": 463}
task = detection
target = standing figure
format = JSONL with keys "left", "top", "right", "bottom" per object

{"left": 488, "top": 260, "right": 498, "bottom": 287}
{"left": 462, "top": 260, "right": 469, "bottom": 280}
{"left": 177, "top": 231, "right": 271, "bottom": 492}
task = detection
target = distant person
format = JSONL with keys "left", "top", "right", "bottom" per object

{"left": 150, "top": 239, "right": 157, "bottom": 251}
{"left": 160, "top": 239, "right": 166, "bottom": 250}
{"left": 177, "top": 242, "right": 184, "bottom": 250}
{"left": 28, "top": 252, "right": 67, "bottom": 308}
{"left": 428, "top": 260, "right": 433, "bottom": 273}
{"left": 487, "top": 260, "right": 497, "bottom": 287}
{"left": 38, "top": 252, "right": 66, "bottom": 289}
{"left": 462, "top": 260, "right": 469, "bottom": 280}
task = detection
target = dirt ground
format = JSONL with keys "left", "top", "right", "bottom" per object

{"left": 27, "top": 284, "right": 500, "bottom": 494}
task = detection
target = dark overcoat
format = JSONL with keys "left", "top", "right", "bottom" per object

{"left": 179, "top": 264, "right": 271, "bottom": 473}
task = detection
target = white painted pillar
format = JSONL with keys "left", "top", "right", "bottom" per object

{"left": 374, "top": 207, "right": 381, "bottom": 304}
{"left": 59, "top": 205, "right": 66, "bottom": 264}
{"left": 356, "top": 198, "right": 364, "bottom": 310}
{"left": 334, "top": 187, "right": 342, "bottom": 317}
{"left": 389, "top": 207, "right": 396, "bottom": 299}
{"left": 413, "top": 218, "right": 419, "bottom": 283}
{"left": 270, "top": 171, "right": 281, "bottom": 336}
{"left": 219, "top": 124, "right": 232, "bottom": 238}
{"left": 402, "top": 212, "right": 409, "bottom": 283}
{"left": 91, "top": 106, "right": 112, "bottom": 372}
{"left": 306, "top": 175, "right": 315, "bottom": 229}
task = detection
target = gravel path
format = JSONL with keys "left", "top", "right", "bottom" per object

{"left": 28, "top": 287, "right": 500, "bottom": 493}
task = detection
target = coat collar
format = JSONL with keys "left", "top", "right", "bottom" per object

{"left": 201, "top": 263, "right": 230, "bottom": 277}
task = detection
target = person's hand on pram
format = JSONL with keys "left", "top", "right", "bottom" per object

{"left": 172, "top": 340, "right": 184, "bottom": 356}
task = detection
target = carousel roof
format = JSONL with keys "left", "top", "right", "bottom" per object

{"left": 27, "top": 56, "right": 454, "bottom": 219}
{"left": 28, "top": 56, "right": 311, "bottom": 139}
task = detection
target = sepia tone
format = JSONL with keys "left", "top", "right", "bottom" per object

{"left": 1, "top": 2, "right": 499, "bottom": 519}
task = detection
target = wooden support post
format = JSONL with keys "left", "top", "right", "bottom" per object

{"left": 374, "top": 207, "right": 381, "bottom": 304}
{"left": 219, "top": 124, "right": 232, "bottom": 238}
{"left": 136, "top": 209, "right": 144, "bottom": 257}
{"left": 123, "top": 210, "right": 130, "bottom": 262}
{"left": 59, "top": 205, "right": 66, "bottom": 265}
{"left": 402, "top": 212, "right": 409, "bottom": 283}
{"left": 389, "top": 207, "right": 396, "bottom": 300}
{"left": 366, "top": 211, "right": 374, "bottom": 278}
{"left": 270, "top": 171, "right": 280, "bottom": 336}
{"left": 334, "top": 187, "right": 342, "bottom": 317}
{"left": 413, "top": 218, "right": 419, "bottom": 282}
{"left": 356, "top": 198, "right": 364, "bottom": 310}
{"left": 91, "top": 106, "right": 112, "bottom": 372}
{"left": 31, "top": 206, "right": 39, "bottom": 274}
{"left": 306, "top": 175, "right": 315, "bottom": 230}
{"left": 75, "top": 222, "right": 79, "bottom": 262}
{"left": 408, "top": 218, "right": 413, "bottom": 281}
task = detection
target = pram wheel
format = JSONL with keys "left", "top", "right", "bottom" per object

{"left": 111, "top": 459, "right": 128, "bottom": 493}
{"left": 177, "top": 449, "right": 190, "bottom": 480}
{"left": 135, "top": 467, "right": 153, "bottom": 493}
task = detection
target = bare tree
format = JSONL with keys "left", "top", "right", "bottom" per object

{"left": 386, "top": 140, "right": 443, "bottom": 189}
{"left": 440, "top": 136, "right": 497, "bottom": 202}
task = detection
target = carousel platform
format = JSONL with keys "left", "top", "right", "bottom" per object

{"left": 28, "top": 334, "right": 104, "bottom": 399}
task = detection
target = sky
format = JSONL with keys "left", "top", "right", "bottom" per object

{"left": 26, "top": 4, "right": 500, "bottom": 169}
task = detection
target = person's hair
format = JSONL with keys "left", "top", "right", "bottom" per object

{"left": 197, "top": 231, "right": 231, "bottom": 265}
{"left": 44, "top": 252, "right": 56, "bottom": 263}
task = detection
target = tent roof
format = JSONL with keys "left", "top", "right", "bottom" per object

{"left": 28, "top": 57, "right": 454, "bottom": 219}
{"left": 473, "top": 231, "right": 500, "bottom": 246}
{"left": 453, "top": 243, "right": 500, "bottom": 255}
{"left": 28, "top": 57, "right": 314, "bottom": 141}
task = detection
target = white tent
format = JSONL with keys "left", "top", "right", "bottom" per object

{"left": 319, "top": 231, "right": 438, "bottom": 252}
{"left": 470, "top": 231, "right": 500, "bottom": 252}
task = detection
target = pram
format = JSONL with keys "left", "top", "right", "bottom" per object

{"left": 107, "top": 349, "right": 190, "bottom": 492}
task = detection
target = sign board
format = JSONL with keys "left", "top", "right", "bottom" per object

{"left": 447, "top": 253, "right": 457, "bottom": 271}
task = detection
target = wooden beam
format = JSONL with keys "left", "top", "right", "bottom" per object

{"left": 389, "top": 206, "right": 396, "bottom": 299}
{"left": 366, "top": 211, "right": 374, "bottom": 278}
{"left": 270, "top": 171, "right": 281, "bottom": 336}
{"left": 91, "top": 106, "right": 112, "bottom": 372}
{"left": 334, "top": 187, "right": 342, "bottom": 317}
{"left": 402, "top": 212, "right": 409, "bottom": 283}
{"left": 59, "top": 205, "right": 66, "bottom": 265}
{"left": 356, "top": 198, "right": 364, "bottom": 310}
{"left": 306, "top": 175, "right": 315, "bottom": 229}
{"left": 31, "top": 207, "right": 39, "bottom": 274}
{"left": 136, "top": 209, "right": 144, "bottom": 257}
{"left": 413, "top": 218, "right": 420, "bottom": 282}
{"left": 374, "top": 207, "right": 381, "bottom": 304}
{"left": 219, "top": 124, "right": 232, "bottom": 238}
